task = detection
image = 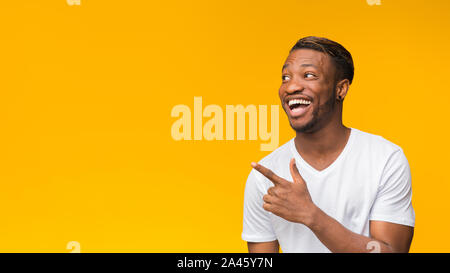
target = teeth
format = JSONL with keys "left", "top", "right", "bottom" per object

{"left": 288, "top": 99, "right": 311, "bottom": 106}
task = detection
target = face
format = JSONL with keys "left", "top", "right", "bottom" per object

{"left": 279, "top": 49, "right": 339, "bottom": 133}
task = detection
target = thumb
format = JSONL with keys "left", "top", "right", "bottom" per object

{"left": 289, "top": 158, "right": 305, "bottom": 184}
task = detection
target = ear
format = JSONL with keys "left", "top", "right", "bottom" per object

{"left": 335, "top": 79, "right": 350, "bottom": 101}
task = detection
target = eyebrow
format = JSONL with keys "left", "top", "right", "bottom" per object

{"left": 282, "top": 63, "right": 317, "bottom": 71}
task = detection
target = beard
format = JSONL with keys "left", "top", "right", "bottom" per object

{"left": 288, "top": 89, "right": 337, "bottom": 134}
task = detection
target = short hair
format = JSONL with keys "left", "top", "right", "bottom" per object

{"left": 290, "top": 36, "right": 354, "bottom": 84}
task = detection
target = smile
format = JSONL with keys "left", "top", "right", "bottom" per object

{"left": 286, "top": 98, "right": 311, "bottom": 118}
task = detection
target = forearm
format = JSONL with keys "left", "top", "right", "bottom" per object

{"left": 307, "top": 206, "right": 394, "bottom": 253}
{"left": 247, "top": 241, "right": 280, "bottom": 253}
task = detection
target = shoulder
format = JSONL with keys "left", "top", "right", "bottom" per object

{"left": 248, "top": 138, "right": 293, "bottom": 186}
{"left": 258, "top": 138, "right": 293, "bottom": 169}
{"left": 351, "top": 128, "right": 405, "bottom": 157}
{"left": 350, "top": 128, "right": 410, "bottom": 181}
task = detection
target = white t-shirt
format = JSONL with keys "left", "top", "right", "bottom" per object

{"left": 241, "top": 128, "right": 415, "bottom": 253}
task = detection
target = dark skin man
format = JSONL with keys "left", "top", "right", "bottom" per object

{"left": 248, "top": 48, "right": 414, "bottom": 253}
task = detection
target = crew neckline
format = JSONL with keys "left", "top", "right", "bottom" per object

{"left": 289, "top": 128, "right": 356, "bottom": 176}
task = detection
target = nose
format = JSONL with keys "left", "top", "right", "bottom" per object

{"left": 284, "top": 78, "right": 304, "bottom": 94}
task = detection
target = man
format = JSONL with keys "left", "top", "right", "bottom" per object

{"left": 241, "top": 36, "right": 415, "bottom": 253}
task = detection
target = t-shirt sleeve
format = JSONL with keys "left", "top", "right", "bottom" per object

{"left": 369, "top": 149, "right": 415, "bottom": 227}
{"left": 241, "top": 169, "right": 277, "bottom": 242}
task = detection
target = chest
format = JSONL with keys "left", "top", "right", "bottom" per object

{"left": 269, "top": 166, "right": 381, "bottom": 235}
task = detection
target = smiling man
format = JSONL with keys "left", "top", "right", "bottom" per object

{"left": 241, "top": 36, "right": 415, "bottom": 253}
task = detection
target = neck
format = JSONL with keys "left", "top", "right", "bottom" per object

{"left": 294, "top": 110, "right": 350, "bottom": 156}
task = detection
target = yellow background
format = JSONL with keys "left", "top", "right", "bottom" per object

{"left": 0, "top": 0, "right": 449, "bottom": 252}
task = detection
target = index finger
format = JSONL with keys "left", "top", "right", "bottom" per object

{"left": 251, "top": 162, "right": 288, "bottom": 186}
{"left": 289, "top": 158, "right": 305, "bottom": 184}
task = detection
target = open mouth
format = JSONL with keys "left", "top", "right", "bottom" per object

{"left": 287, "top": 98, "right": 311, "bottom": 114}
{"left": 288, "top": 98, "right": 311, "bottom": 110}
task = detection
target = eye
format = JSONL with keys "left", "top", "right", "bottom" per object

{"left": 305, "top": 72, "right": 316, "bottom": 79}
{"left": 281, "top": 75, "right": 290, "bottom": 81}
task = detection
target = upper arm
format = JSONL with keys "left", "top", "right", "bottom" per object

{"left": 242, "top": 169, "right": 277, "bottom": 243}
{"left": 247, "top": 240, "right": 280, "bottom": 253}
{"left": 242, "top": 168, "right": 279, "bottom": 253}
{"left": 368, "top": 149, "right": 415, "bottom": 252}
{"left": 370, "top": 220, "right": 414, "bottom": 252}
{"left": 370, "top": 149, "right": 415, "bottom": 231}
